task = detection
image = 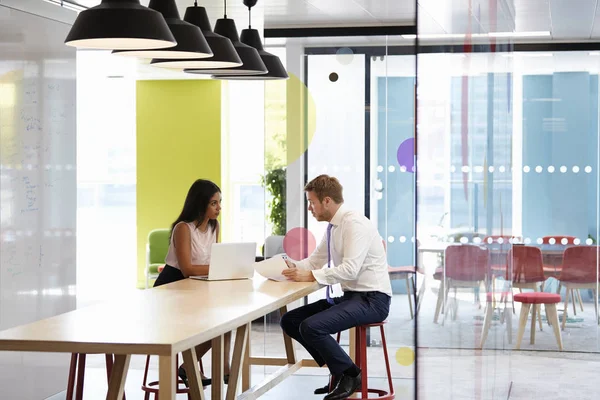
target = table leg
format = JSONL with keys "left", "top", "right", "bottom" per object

{"left": 212, "top": 335, "right": 224, "bottom": 399}
{"left": 242, "top": 324, "right": 251, "bottom": 391}
{"left": 182, "top": 349, "right": 206, "bottom": 400}
{"left": 279, "top": 306, "right": 297, "bottom": 364}
{"left": 349, "top": 328, "right": 356, "bottom": 362}
{"left": 158, "top": 354, "right": 176, "bottom": 400}
{"left": 106, "top": 355, "right": 130, "bottom": 400}
{"left": 226, "top": 324, "right": 249, "bottom": 400}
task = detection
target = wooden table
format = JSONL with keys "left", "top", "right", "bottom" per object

{"left": 0, "top": 275, "right": 321, "bottom": 400}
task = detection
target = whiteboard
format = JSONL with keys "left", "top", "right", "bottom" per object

{"left": 0, "top": 0, "right": 77, "bottom": 398}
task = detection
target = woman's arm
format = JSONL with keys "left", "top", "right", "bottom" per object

{"left": 173, "top": 223, "right": 210, "bottom": 277}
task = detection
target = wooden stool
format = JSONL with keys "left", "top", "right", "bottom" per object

{"left": 335, "top": 322, "right": 395, "bottom": 399}
{"left": 141, "top": 354, "right": 205, "bottom": 399}
{"left": 514, "top": 292, "right": 563, "bottom": 350}
{"left": 66, "top": 353, "right": 126, "bottom": 400}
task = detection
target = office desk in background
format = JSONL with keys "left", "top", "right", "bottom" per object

{"left": 0, "top": 275, "right": 321, "bottom": 400}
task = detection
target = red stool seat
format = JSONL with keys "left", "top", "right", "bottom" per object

{"left": 514, "top": 292, "right": 560, "bottom": 304}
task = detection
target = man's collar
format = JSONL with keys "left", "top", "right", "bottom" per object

{"left": 329, "top": 204, "right": 347, "bottom": 226}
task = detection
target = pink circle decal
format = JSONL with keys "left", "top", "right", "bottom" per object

{"left": 283, "top": 228, "right": 317, "bottom": 261}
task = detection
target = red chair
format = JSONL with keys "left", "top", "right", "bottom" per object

{"left": 557, "top": 246, "right": 600, "bottom": 330}
{"left": 514, "top": 292, "right": 563, "bottom": 350}
{"left": 434, "top": 245, "right": 488, "bottom": 324}
{"left": 542, "top": 236, "right": 585, "bottom": 314}
{"left": 383, "top": 240, "right": 423, "bottom": 320}
{"left": 483, "top": 236, "right": 521, "bottom": 306}
{"left": 479, "top": 291, "right": 513, "bottom": 349}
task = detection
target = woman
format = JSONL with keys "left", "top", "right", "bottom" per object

{"left": 154, "top": 179, "right": 231, "bottom": 386}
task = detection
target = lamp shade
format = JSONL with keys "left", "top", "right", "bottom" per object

{"left": 112, "top": 0, "right": 212, "bottom": 59}
{"left": 150, "top": 5, "right": 242, "bottom": 70}
{"left": 184, "top": 18, "right": 267, "bottom": 76}
{"left": 212, "top": 29, "right": 289, "bottom": 80}
{"left": 65, "top": 0, "right": 176, "bottom": 50}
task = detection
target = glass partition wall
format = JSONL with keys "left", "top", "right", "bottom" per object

{"left": 248, "top": 5, "right": 600, "bottom": 399}
{"left": 248, "top": 35, "right": 418, "bottom": 398}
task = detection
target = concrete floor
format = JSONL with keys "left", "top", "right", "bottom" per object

{"left": 46, "top": 281, "right": 600, "bottom": 399}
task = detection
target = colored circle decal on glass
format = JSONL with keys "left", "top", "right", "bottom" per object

{"left": 283, "top": 227, "right": 317, "bottom": 261}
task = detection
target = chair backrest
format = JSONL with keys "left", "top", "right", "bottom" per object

{"left": 559, "top": 246, "right": 600, "bottom": 283}
{"left": 264, "top": 235, "right": 285, "bottom": 258}
{"left": 542, "top": 235, "right": 577, "bottom": 245}
{"left": 444, "top": 244, "right": 488, "bottom": 281}
{"left": 148, "top": 229, "right": 171, "bottom": 264}
{"left": 507, "top": 245, "right": 545, "bottom": 283}
{"left": 483, "top": 236, "right": 520, "bottom": 269}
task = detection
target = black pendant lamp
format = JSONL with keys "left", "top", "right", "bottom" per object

{"left": 65, "top": 0, "right": 176, "bottom": 50}
{"left": 212, "top": 0, "right": 287, "bottom": 80}
{"left": 184, "top": 0, "right": 267, "bottom": 76}
{"left": 112, "top": 0, "right": 212, "bottom": 59}
{"left": 212, "top": 29, "right": 289, "bottom": 80}
{"left": 150, "top": 2, "right": 242, "bottom": 70}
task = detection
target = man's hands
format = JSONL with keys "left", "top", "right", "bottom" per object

{"left": 281, "top": 267, "right": 316, "bottom": 282}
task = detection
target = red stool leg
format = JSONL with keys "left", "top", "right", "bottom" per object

{"left": 75, "top": 353, "right": 86, "bottom": 400}
{"left": 66, "top": 353, "right": 77, "bottom": 400}
{"left": 359, "top": 327, "right": 368, "bottom": 399}
{"left": 355, "top": 328, "right": 362, "bottom": 368}
{"left": 380, "top": 325, "right": 395, "bottom": 398}
{"left": 142, "top": 355, "right": 151, "bottom": 387}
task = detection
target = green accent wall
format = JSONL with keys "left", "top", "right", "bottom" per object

{"left": 136, "top": 80, "right": 221, "bottom": 288}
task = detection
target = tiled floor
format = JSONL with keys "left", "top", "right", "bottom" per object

{"left": 46, "top": 349, "right": 600, "bottom": 400}
{"left": 45, "top": 280, "right": 600, "bottom": 399}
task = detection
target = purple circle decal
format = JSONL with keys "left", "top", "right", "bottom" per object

{"left": 397, "top": 138, "right": 415, "bottom": 173}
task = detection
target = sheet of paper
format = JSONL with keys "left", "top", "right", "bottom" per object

{"left": 255, "top": 255, "right": 288, "bottom": 282}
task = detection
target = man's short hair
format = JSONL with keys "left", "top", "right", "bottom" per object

{"left": 304, "top": 175, "right": 344, "bottom": 204}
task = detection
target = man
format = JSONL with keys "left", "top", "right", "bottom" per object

{"left": 281, "top": 174, "right": 392, "bottom": 400}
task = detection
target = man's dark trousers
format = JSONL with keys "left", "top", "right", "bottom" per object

{"left": 280, "top": 291, "right": 391, "bottom": 375}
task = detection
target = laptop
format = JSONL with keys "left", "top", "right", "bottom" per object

{"left": 190, "top": 242, "right": 256, "bottom": 281}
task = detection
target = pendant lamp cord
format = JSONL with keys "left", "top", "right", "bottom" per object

{"left": 194, "top": 0, "right": 197, "bottom": 6}
{"left": 248, "top": 6, "right": 251, "bottom": 28}
{"left": 224, "top": 0, "right": 227, "bottom": 18}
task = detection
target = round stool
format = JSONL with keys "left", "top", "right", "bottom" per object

{"left": 335, "top": 322, "right": 395, "bottom": 399}
{"left": 514, "top": 292, "right": 563, "bottom": 351}
{"left": 141, "top": 354, "right": 204, "bottom": 399}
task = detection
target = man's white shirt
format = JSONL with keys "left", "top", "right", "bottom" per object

{"left": 295, "top": 205, "right": 393, "bottom": 297}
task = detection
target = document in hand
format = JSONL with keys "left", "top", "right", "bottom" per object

{"left": 255, "top": 255, "right": 288, "bottom": 281}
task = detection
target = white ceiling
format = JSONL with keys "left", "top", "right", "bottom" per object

{"left": 71, "top": 0, "right": 600, "bottom": 39}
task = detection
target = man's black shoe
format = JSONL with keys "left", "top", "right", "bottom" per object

{"left": 314, "top": 375, "right": 341, "bottom": 395}
{"left": 323, "top": 372, "right": 362, "bottom": 400}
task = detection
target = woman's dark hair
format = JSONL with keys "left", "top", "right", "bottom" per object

{"left": 171, "top": 179, "right": 221, "bottom": 237}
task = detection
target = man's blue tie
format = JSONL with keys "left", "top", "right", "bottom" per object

{"left": 326, "top": 223, "right": 334, "bottom": 304}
